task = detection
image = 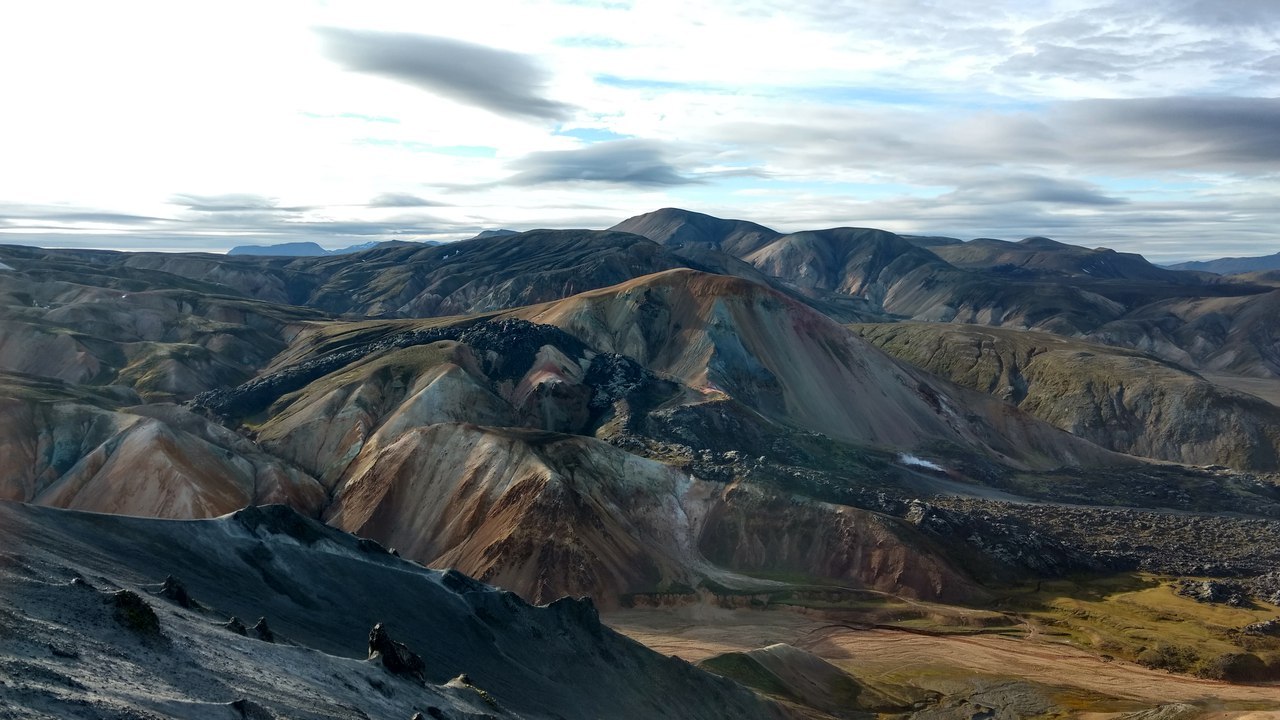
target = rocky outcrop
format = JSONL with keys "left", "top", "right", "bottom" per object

{"left": 368, "top": 623, "right": 426, "bottom": 682}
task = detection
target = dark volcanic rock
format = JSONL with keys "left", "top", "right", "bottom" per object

{"left": 1175, "top": 579, "right": 1250, "bottom": 606}
{"left": 368, "top": 622, "right": 427, "bottom": 682}
{"left": 225, "top": 616, "right": 248, "bottom": 635}
{"left": 252, "top": 617, "right": 275, "bottom": 643}
{"left": 232, "top": 504, "right": 329, "bottom": 545}
{"left": 158, "top": 575, "right": 196, "bottom": 608}
{"left": 229, "top": 698, "right": 276, "bottom": 719}
{"left": 111, "top": 590, "right": 160, "bottom": 635}
{"left": 905, "top": 500, "right": 1096, "bottom": 579}
{"left": 1243, "top": 618, "right": 1280, "bottom": 636}
{"left": 191, "top": 318, "right": 588, "bottom": 420}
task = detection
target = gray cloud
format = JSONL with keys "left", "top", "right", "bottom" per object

{"left": 368, "top": 192, "right": 444, "bottom": 208}
{"left": 5, "top": 211, "right": 163, "bottom": 225}
{"left": 503, "top": 139, "right": 701, "bottom": 186}
{"left": 1056, "top": 97, "right": 1280, "bottom": 169}
{"left": 1173, "top": 0, "right": 1280, "bottom": 27}
{"left": 716, "top": 96, "right": 1280, "bottom": 174}
{"left": 170, "top": 193, "right": 307, "bottom": 213}
{"left": 939, "top": 175, "right": 1127, "bottom": 206}
{"left": 316, "top": 28, "right": 574, "bottom": 121}
{"left": 998, "top": 44, "right": 1142, "bottom": 80}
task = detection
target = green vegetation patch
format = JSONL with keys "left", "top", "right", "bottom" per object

{"left": 999, "top": 573, "right": 1280, "bottom": 681}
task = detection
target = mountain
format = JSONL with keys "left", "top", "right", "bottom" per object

{"left": 609, "top": 210, "right": 1156, "bottom": 335}
{"left": 468, "top": 228, "right": 520, "bottom": 240}
{"left": 1169, "top": 251, "right": 1280, "bottom": 275}
{"left": 0, "top": 371, "right": 325, "bottom": 516}
{"left": 296, "top": 229, "right": 692, "bottom": 317}
{"left": 923, "top": 236, "right": 1199, "bottom": 283}
{"left": 613, "top": 210, "right": 1277, "bottom": 369}
{"left": 1088, "top": 289, "right": 1280, "bottom": 378}
{"left": 510, "top": 269, "right": 1117, "bottom": 468}
{"left": 228, "top": 240, "right": 332, "bottom": 256}
{"left": 0, "top": 245, "right": 326, "bottom": 401}
{"left": 855, "top": 322, "right": 1280, "bottom": 471}
{"left": 176, "top": 269, "right": 1194, "bottom": 605}
{"left": 227, "top": 239, "right": 429, "bottom": 256}
{"left": 217, "top": 268, "right": 1122, "bottom": 603}
{"left": 8, "top": 210, "right": 1280, "bottom": 710}
{"left": 0, "top": 500, "right": 785, "bottom": 719}
{"left": 611, "top": 207, "right": 782, "bottom": 256}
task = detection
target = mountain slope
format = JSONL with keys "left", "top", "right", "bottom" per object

{"left": 0, "top": 501, "right": 785, "bottom": 720}
{"left": 927, "top": 236, "right": 1200, "bottom": 283}
{"left": 855, "top": 322, "right": 1280, "bottom": 470}
{"left": 0, "top": 246, "right": 326, "bottom": 400}
{"left": 1089, "top": 289, "right": 1280, "bottom": 378}
{"left": 0, "top": 372, "right": 325, "bottom": 517}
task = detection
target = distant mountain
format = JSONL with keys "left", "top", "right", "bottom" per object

{"left": 901, "top": 234, "right": 964, "bottom": 247}
{"left": 468, "top": 228, "right": 519, "bottom": 240}
{"left": 925, "top": 235, "right": 1198, "bottom": 283}
{"left": 611, "top": 207, "right": 782, "bottom": 256}
{"left": 227, "top": 239, "right": 430, "bottom": 256}
{"left": 227, "top": 241, "right": 329, "bottom": 256}
{"left": 1168, "top": 251, "right": 1280, "bottom": 275}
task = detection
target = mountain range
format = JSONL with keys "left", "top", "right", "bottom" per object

{"left": 1169, "top": 251, "right": 1280, "bottom": 275}
{"left": 2, "top": 208, "right": 1279, "bottom": 717}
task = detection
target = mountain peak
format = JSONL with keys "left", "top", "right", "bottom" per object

{"left": 611, "top": 208, "right": 781, "bottom": 255}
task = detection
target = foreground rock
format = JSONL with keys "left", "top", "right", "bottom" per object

{"left": 0, "top": 500, "right": 784, "bottom": 720}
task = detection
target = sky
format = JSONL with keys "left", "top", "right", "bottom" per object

{"left": 0, "top": 0, "right": 1277, "bottom": 262}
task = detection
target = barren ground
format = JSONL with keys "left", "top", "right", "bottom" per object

{"left": 606, "top": 605, "right": 1280, "bottom": 716}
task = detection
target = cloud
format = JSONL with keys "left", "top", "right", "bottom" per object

{"left": 713, "top": 96, "right": 1280, "bottom": 175}
{"left": 315, "top": 28, "right": 574, "bottom": 121}
{"left": 502, "top": 139, "right": 701, "bottom": 186}
{"left": 170, "top": 193, "right": 306, "bottom": 213}
{"left": 1056, "top": 97, "right": 1280, "bottom": 169}
{"left": 1172, "top": 0, "right": 1280, "bottom": 27}
{"left": 368, "top": 192, "right": 444, "bottom": 208}
{"left": 940, "top": 175, "right": 1127, "bottom": 206}
{"left": 997, "top": 44, "right": 1142, "bottom": 81}
{"left": 2, "top": 211, "right": 164, "bottom": 225}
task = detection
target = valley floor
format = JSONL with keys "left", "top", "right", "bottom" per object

{"left": 606, "top": 604, "right": 1280, "bottom": 716}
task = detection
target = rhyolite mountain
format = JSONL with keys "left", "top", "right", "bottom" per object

{"left": 226, "top": 268, "right": 1160, "bottom": 604}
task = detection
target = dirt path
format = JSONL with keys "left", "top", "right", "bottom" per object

{"left": 605, "top": 607, "right": 1280, "bottom": 708}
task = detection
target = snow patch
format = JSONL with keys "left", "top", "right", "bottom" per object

{"left": 0, "top": 261, "right": 12, "bottom": 271}
{"left": 898, "top": 453, "right": 944, "bottom": 472}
